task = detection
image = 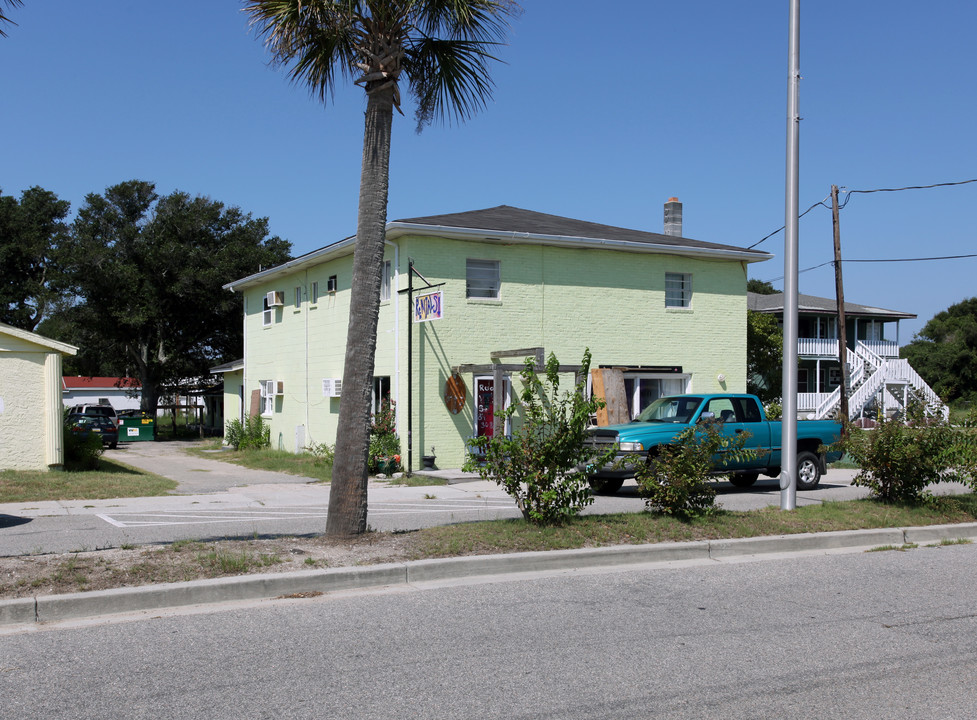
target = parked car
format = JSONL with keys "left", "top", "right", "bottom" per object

{"left": 67, "top": 414, "right": 119, "bottom": 449}
{"left": 67, "top": 404, "right": 120, "bottom": 428}
{"left": 584, "top": 393, "right": 843, "bottom": 494}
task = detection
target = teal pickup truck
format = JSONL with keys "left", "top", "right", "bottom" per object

{"left": 585, "top": 393, "right": 843, "bottom": 495}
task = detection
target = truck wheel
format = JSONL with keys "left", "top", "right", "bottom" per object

{"left": 796, "top": 451, "right": 822, "bottom": 490}
{"left": 729, "top": 472, "right": 759, "bottom": 488}
{"left": 589, "top": 477, "right": 624, "bottom": 495}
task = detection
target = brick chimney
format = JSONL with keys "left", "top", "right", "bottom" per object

{"left": 664, "top": 197, "right": 683, "bottom": 237}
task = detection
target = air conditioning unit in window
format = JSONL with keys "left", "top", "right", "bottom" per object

{"left": 322, "top": 378, "right": 343, "bottom": 398}
{"left": 265, "top": 291, "right": 285, "bottom": 307}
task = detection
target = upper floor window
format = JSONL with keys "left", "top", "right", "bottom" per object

{"left": 262, "top": 296, "right": 272, "bottom": 326}
{"left": 467, "top": 258, "right": 500, "bottom": 299}
{"left": 665, "top": 272, "right": 692, "bottom": 308}
{"left": 294, "top": 286, "right": 302, "bottom": 309}
{"left": 311, "top": 281, "right": 319, "bottom": 305}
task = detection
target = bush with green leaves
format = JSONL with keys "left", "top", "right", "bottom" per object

{"left": 463, "top": 349, "right": 616, "bottom": 525}
{"left": 838, "top": 402, "right": 977, "bottom": 503}
{"left": 224, "top": 414, "right": 271, "bottom": 450}
{"left": 369, "top": 399, "right": 401, "bottom": 473}
{"left": 634, "top": 419, "right": 758, "bottom": 519}
{"left": 63, "top": 426, "right": 104, "bottom": 471}
{"left": 305, "top": 441, "right": 335, "bottom": 466}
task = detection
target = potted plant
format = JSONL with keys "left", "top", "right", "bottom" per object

{"left": 421, "top": 446, "right": 436, "bottom": 470}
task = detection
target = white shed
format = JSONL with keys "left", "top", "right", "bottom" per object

{"left": 0, "top": 323, "right": 78, "bottom": 471}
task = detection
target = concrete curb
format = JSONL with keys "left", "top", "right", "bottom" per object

{"left": 4, "top": 522, "right": 977, "bottom": 627}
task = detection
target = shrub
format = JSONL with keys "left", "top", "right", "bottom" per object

{"left": 225, "top": 415, "right": 271, "bottom": 450}
{"left": 838, "top": 403, "right": 977, "bottom": 504}
{"left": 64, "top": 429, "right": 104, "bottom": 471}
{"left": 463, "top": 349, "right": 616, "bottom": 525}
{"left": 305, "top": 441, "right": 335, "bottom": 466}
{"left": 369, "top": 399, "right": 401, "bottom": 473}
{"left": 634, "top": 419, "right": 758, "bottom": 519}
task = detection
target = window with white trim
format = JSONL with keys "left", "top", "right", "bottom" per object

{"left": 260, "top": 380, "right": 275, "bottom": 415}
{"left": 294, "top": 286, "right": 302, "bottom": 309}
{"left": 262, "top": 296, "right": 272, "bottom": 326}
{"left": 623, "top": 374, "right": 688, "bottom": 419}
{"left": 466, "top": 258, "right": 500, "bottom": 299}
{"left": 311, "top": 281, "right": 319, "bottom": 305}
{"left": 380, "top": 260, "right": 392, "bottom": 302}
{"left": 665, "top": 272, "right": 692, "bottom": 308}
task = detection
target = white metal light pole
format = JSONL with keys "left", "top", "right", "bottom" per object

{"left": 781, "top": 0, "right": 801, "bottom": 511}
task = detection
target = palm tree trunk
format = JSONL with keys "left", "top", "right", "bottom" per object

{"left": 326, "top": 87, "right": 395, "bottom": 538}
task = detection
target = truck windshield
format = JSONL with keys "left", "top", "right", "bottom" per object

{"left": 635, "top": 396, "right": 703, "bottom": 423}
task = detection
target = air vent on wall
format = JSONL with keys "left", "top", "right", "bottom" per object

{"left": 322, "top": 378, "right": 343, "bottom": 397}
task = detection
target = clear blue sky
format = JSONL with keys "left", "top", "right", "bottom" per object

{"left": 4, "top": 1, "right": 976, "bottom": 341}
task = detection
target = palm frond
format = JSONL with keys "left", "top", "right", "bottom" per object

{"left": 0, "top": 0, "right": 24, "bottom": 38}
{"left": 405, "top": 36, "right": 500, "bottom": 129}
{"left": 243, "top": 0, "right": 360, "bottom": 104}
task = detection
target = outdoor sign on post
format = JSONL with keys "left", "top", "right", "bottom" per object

{"left": 413, "top": 289, "right": 443, "bottom": 323}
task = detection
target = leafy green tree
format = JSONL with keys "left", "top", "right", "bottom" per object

{"left": 463, "top": 350, "right": 615, "bottom": 525}
{"left": 747, "top": 278, "right": 778, "bottom": 295}
{"left": 0, "top": 0, "right": 22, "bottom": 37}
{"left": 245, "top": 0, "right": 519, "bottom": 538}
{"left": 56, "top": 180, "right": 291, "bottom": 416}
{"left": 0, "top": 186, "right": 71, "bottom": 331}
{"left": 901, "top": 298, "right": 977, "bottom": 403}
{"left": 746, "top": 309, "right": 783, "bottom": 402}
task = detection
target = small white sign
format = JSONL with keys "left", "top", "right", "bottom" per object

{"left": 127, "top": 427, "right": 140, "bottom": 437}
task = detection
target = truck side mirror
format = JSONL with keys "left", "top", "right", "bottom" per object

{"left": 698, "top": 411, "right": 715, "bottom": 423}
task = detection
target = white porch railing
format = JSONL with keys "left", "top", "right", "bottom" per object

{"left": 796, "top": 338, "right": 900, "bottom": 358}
{"left": 797, "top": 338, "right": 839, "bottom": 357}
{"left": 859, "top": 340, "right": 900, "bottom": 358}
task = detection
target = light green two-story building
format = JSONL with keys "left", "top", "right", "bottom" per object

{"left": 223, "top": 203, "right": 771, "bottom": 470}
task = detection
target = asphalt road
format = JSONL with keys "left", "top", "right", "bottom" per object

{"left": 3, "top": 540, "right": 976, "bottom": 718}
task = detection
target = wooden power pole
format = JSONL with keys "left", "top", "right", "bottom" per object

{"left": 831, "top": 185, "right": 849, "bottom": 426}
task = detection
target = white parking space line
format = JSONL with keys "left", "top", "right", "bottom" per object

{"left": 96, "top": 499, "right": 516, "bottom": 528}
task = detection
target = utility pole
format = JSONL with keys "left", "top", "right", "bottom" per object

{"left": 831, "top": 185, "right": 849, "bottom": 428}
{"left": 781, "top": 0, "right": 801, "bottom": 511}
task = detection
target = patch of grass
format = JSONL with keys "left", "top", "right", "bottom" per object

{"left": 867, "top": 543, "right": 919, "bottom": 552}
{"left": 186, "top": 444, "right": 333, "bottom": 483}
{"left": 406, "top": 495, "right": 977, "bottom": 559}
{"left": 0, "top": 460, "right": 177, "bottom": 503}
{"left": 385, "top": 475, "right": 449, "bottom": 487}
{"left": 930, "top": 537, "right": 973, "bottom": 547}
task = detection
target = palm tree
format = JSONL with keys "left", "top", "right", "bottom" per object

{"left": 244, "top": 0, "right": 519, "bottom": 537}
{"left": 0, "top": 0, "right": 23, "bottom": 37}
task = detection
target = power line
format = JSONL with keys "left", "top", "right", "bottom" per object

{"left": 764, "top": 252, "right": 977, "bottom": 283}
{"left": 748, "top": 178, "right": 977, "bottom": 250}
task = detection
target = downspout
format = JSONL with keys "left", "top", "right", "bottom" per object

{"left": 305, "top": 269, "right": 310, "bottom": 445}
{"left": 242, "top": 294, "right": 248, "bottom": 424}
{"left": 385, "top": 239, "right": 400, "bottom": 442}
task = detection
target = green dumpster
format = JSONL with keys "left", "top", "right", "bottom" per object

{"left": 120, "top": 416, "right": 155, "bottom": 442}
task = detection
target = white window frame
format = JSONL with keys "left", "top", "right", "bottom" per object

{"left": 466, "top": 258, "right": 501, "bottom": 300}
{"left": 380, "top": 261, "right": 392, "bottom": 302}
{"left": 260, "top": 380, "right": 275, "bottom": 416}
{"left": 262, "top": 296, "right": 273, "bottom": 326}
{"left": 665, "top": 272, "right": 692, "bottom": 309}
{"left": 622, "top": 373, "right": 690, "bottom": 420}
{"left": 311, "top": 281, "right": 319, "bottom": 305}
{"left": 294, "top": 286, "right": 302, "bottom": 309}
